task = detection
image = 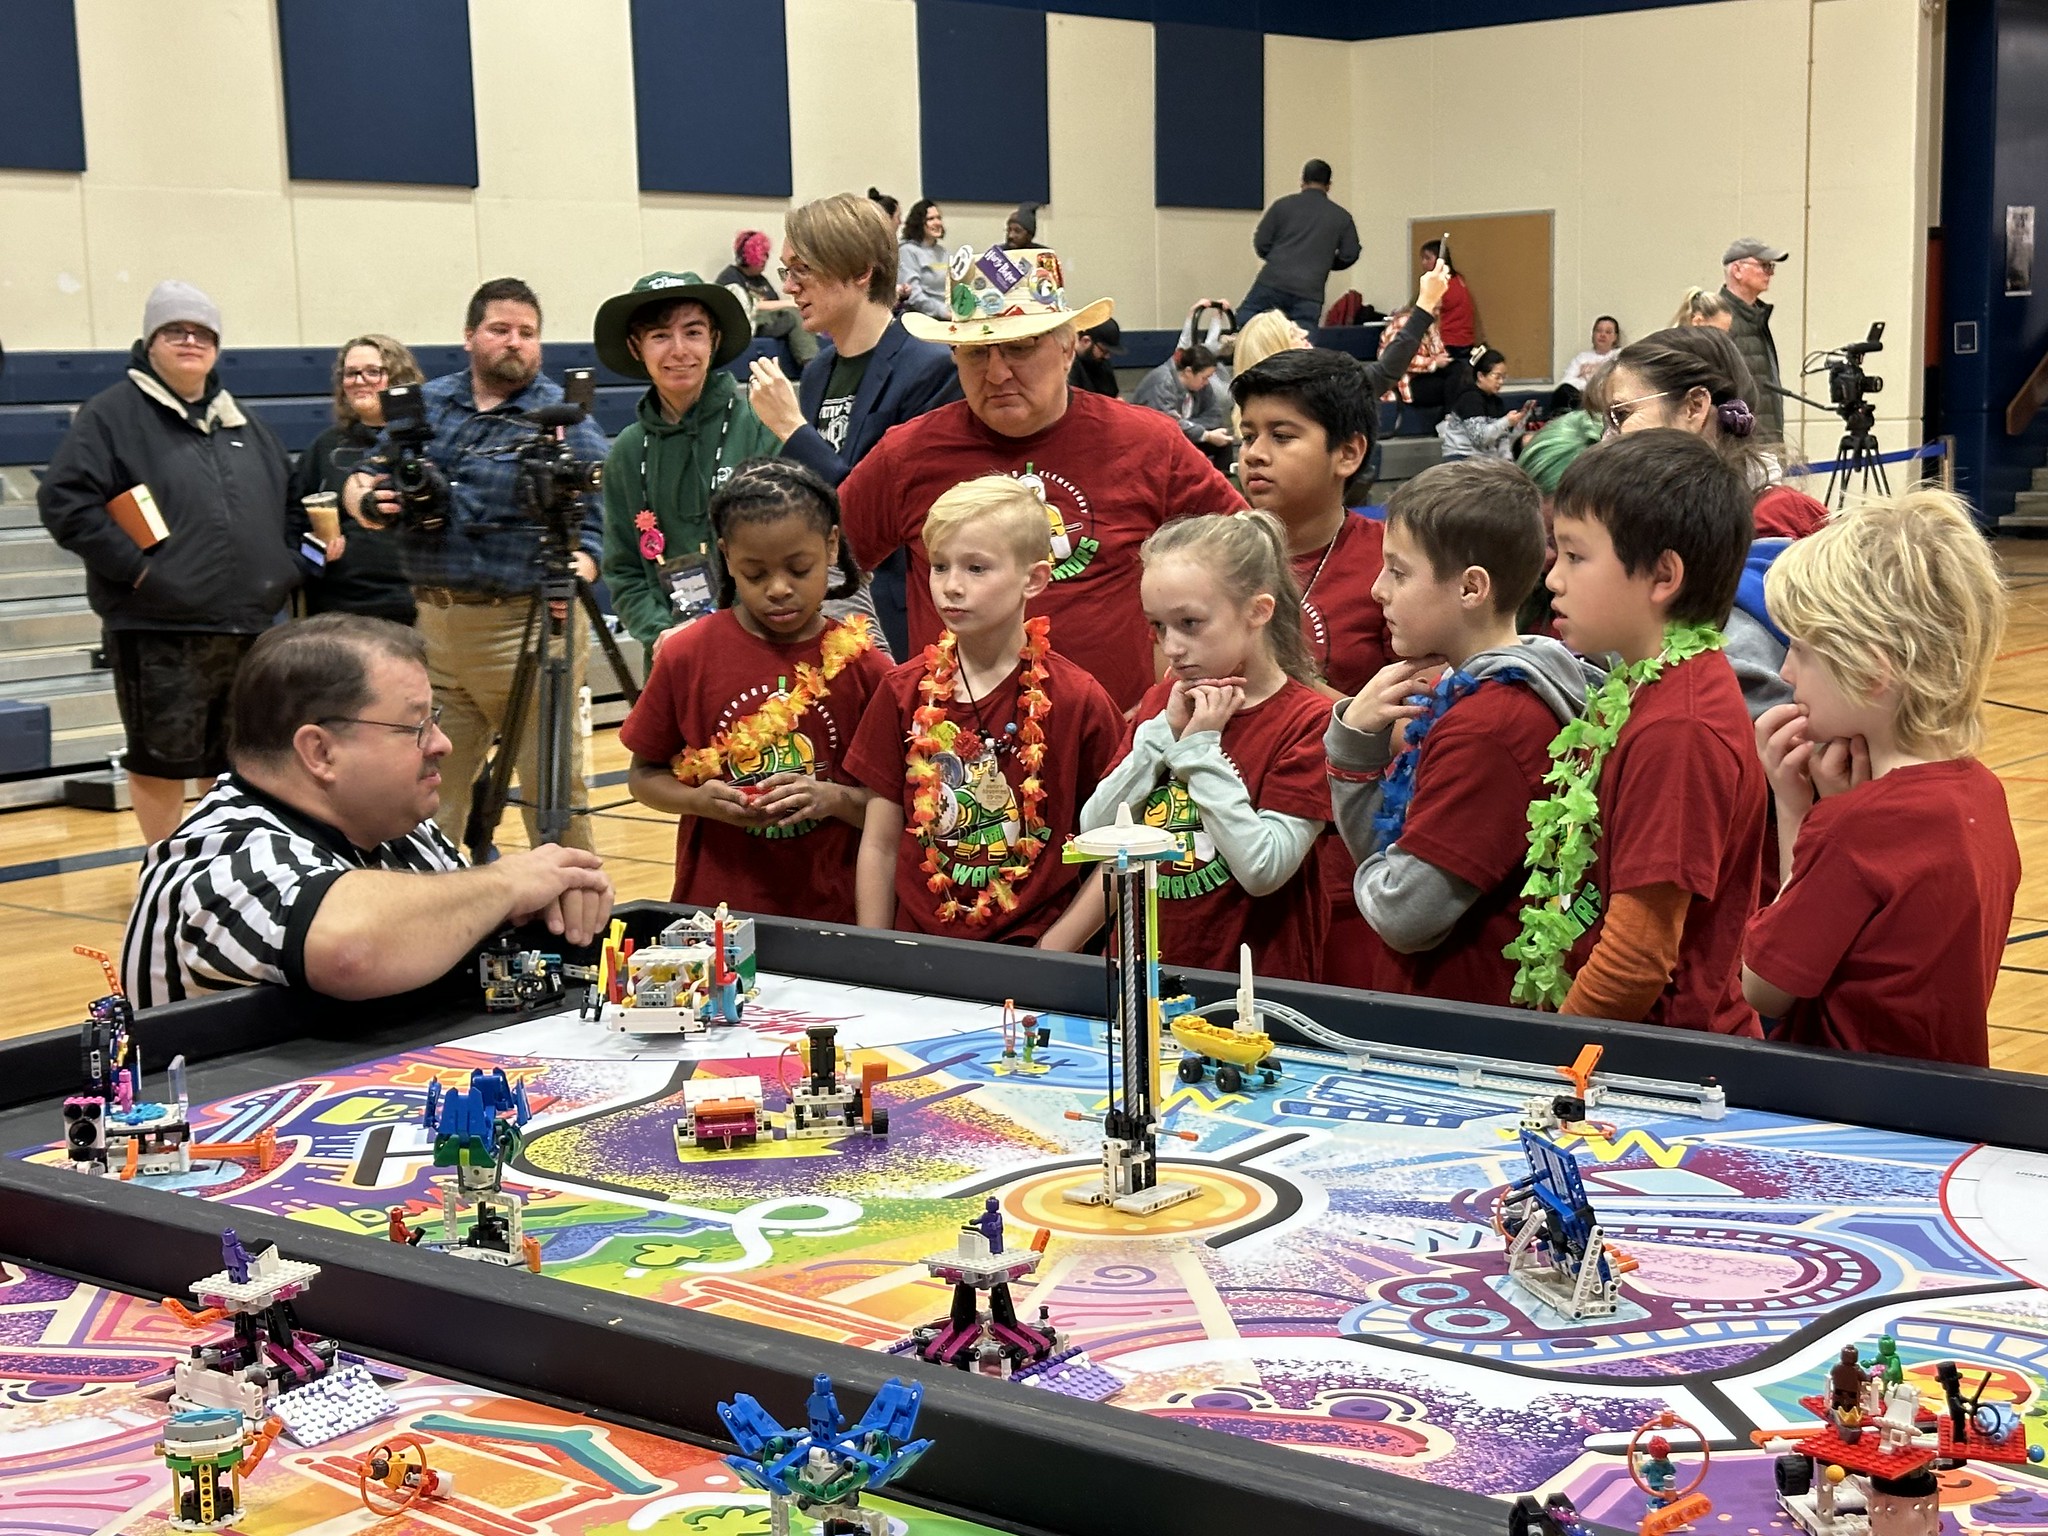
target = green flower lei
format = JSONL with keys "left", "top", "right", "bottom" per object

{"left": 1504, "top": 620, "right": 1727, "bottom": 1009}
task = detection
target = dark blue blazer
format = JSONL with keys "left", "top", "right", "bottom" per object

{"left": 783, "top": 318, "right": 962, "bottom": 485}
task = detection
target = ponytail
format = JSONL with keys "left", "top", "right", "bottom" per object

{"left": 1141, "top": 510, "right": 1322, "bottom": 688}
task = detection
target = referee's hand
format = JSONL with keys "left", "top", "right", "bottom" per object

{"left": 496, "top": 843, "right": 614, "bottom": 947}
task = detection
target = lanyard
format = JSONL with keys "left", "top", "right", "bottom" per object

{"left": 640, "top": 395, "right": 735, "bottom": 523}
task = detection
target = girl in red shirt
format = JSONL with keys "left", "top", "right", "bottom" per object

{"left": 1080, "top": 511, "right": 1332, "bottom": 980}
{"left": 620, "top": 459, "right": 893, "bottom": 923}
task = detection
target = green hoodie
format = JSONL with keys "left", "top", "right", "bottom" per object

{"left": 600, "top": 369, "right": 783, "bottom": 648}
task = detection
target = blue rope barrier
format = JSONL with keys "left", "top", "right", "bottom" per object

{"left": 1794, "top": 441, "right": 1948, "bottom": 477}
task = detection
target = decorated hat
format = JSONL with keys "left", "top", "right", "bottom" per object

{"left": 901, "top": 244, "right": 1113, "bottom": 346}
{"left": 593, "top": 271, "right": 751, "bottom": 379}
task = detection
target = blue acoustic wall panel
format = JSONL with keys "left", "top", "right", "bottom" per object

{"left": 276, "top": 0, "right": 477, "bottom": 185}
{"left": 918, "top": 0, "right": 1050, "bottom": 207}
{"left": 1, "top": 0, "right": 86, "bottom": 172}
{"left": 1154, "top": 22, "right": 1262, "bottom": 209}
{"left": 632, "top": 0, "right": 792, "bottom": 196}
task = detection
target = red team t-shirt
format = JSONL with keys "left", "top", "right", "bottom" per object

{"left": 1292, "top": 513, "right": 1391, "bottom": 697}
{"left": 619, "top": 611, "right": 894, "bottom": 923}
{"left": 1567, "top": 651, "right": 1767, "bottom": 1034}
{"left": 1115, "top": 678, "right": 1333, "bottom": 980}
{"left": 843, "top": 649, "right": 1124, "bottom": 943}
{"left": 1752, "top": 485, "right": 1829, "bottom": 541}
{"left": 1293, "top": 513, "right": 1392, "bottom": 986}
{"left": 1363, "top": 680, "right": 1565, "bottom": 1004}
{"left": 1744, "top": 759, "right": 2019, "bottom": 1066}
{"left": 837, "top": 395, "right": 1245, "bottom": 710}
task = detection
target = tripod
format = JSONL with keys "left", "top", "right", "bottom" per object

{"left": 1821, "top": 402, "right": 1890, "bottom": 508}
{"left": 466, "top": 562, "right": 640, "bottom": 858}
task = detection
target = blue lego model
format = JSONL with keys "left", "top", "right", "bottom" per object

{"left": 718, "top": 1373, "right": 932, "bottom": 1536}
{"left": 411, "top": 1069, "right": 541, "bottom": 1271}
{"left": 1497, "top": 1129, "right": 1633, "bottom": 1321}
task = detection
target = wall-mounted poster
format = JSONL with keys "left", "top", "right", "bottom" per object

{"left": 2008, "top": 205, "right": 2035, "bottom": 296}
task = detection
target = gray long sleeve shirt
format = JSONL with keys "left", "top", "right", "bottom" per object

{"left": 1251, "top": 187, "right": 1362, "bottom": 302}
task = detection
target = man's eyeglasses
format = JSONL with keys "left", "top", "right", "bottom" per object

{"left": 156, "top": 325, "right": 217, "bottom": 347}
{"left": 954, "top": 335, "right": 1049, "bottom": 368}
{"left": 776, "top": 262, "right": 815, "bottom": 287}
{"left": 319, "top": 704, "right": 444, "bottom": 749}
{"left": 1604, "top": 390, "right": 1671, "bottom": 434}
{"left": 1743, "top": 258, "right": 1778, "bottom": 275}
{"left": 342, "top": 365, "right": 389, "bottom": 385}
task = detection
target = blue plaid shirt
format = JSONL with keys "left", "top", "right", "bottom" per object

{"left": 370, "top": 369, "right": 610, "bottom": 596}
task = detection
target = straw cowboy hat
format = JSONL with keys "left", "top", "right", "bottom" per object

{"left": 901, "top": 243, "right": 1113, "bottom": 346}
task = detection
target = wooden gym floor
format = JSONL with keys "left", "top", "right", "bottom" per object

{"left": 4, "top": 540, "right": 2048, "bottom": 1075}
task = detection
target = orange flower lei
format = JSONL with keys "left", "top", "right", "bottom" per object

{"left": 907, "top": 616, "right": 1052, "bottom": 927}
{"left": 671, "top": 619, "right": 872, "bottom": 786}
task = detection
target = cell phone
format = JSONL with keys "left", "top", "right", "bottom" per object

{"left": 1440, "top": 232, "right": 1452, "bottom": 267}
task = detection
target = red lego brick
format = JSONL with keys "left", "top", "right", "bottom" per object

{"left": 1937, "top": 1418, "right": 2032, "bottom": 1464}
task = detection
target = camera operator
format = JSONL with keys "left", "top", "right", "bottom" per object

{"left": 342, "top": 278, "right": 609, "bottom": 853}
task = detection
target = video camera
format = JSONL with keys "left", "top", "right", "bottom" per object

{"left": 363, "top": 370, "right": 603, "bottom": 539}
{"left": 1814, "top": 321, "right": 1886, "bottom": 422}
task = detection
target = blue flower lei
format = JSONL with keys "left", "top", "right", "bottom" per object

{"left": 1370, "top": 668, "right": 1520, "bottom": 851}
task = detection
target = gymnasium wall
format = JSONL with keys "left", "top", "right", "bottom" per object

{"left": 0, "top": 0, "right": 1935, "bottom": 466}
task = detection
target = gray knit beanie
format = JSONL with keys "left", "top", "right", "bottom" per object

{"left": 142, "top": 279, "right": 222, "bottom": 343}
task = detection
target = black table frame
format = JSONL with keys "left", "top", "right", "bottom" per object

{"left": 2, "top": 903, "right": 2043, "bottom": 1536}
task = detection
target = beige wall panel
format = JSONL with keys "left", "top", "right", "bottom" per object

{"left": 0, "top": 177, "right": 93, "bottom": 347}
{"left": 1049, "top": 13, "right": 1155, "bottom": 327}
{"left": 74, "top": 0, "right": 286, "bottom": 193}
{"left": 289, "top": 189, "right": 481, "bottom": 347}
{"left": 1265, "top": 35, "right": 1353, "bottom": 209}
{"left": 472, "top": 0, "right": 639, "bottom": 201}
{"left": 1156, "top": 208, "right": 1259, "bottom": 328}
{"left": 475, "top": 198, "right": 648, "bottom": 344}
{"left": 789, "top": 0, "right": 923, "bottom": 203}
{"left": 79, "top": 186, "right": 299, "bottom": 346}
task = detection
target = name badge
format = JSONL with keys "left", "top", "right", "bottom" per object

{"left": 662, "top": 554, "right": 714, "bottom": 621}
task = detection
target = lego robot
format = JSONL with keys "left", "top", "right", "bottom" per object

{"left": 417, "top": 1067, "right": 541, "bottom": 1270}
{"left": 902, "top": 1197, "right": 1061, "bottom": 1375}
{"left": 163, "top": 1229, "right": 338, "bottom": 1418}
{"left": 719, "top": 1373, "right": 931, "bottom": 1536}
{"left": 782, "top": 1024, "right": 887, "bottom": 1138}
{"left": 1497, "top": 1129, "right": 1637, "bottom": 1321}
{"left": 589, "top": 906, "right": 757, "bottom": 1035}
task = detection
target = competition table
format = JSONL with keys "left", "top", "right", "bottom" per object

{"left": 2, "top": 905, "right": 2045, "bottom": 1536}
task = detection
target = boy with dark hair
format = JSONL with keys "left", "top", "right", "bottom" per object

{"left": 1327, "top": 460, "right": 1596, "bottom": 1002}
{"left": 1509, "top": 429, "right": 1764, "bottom": 1032}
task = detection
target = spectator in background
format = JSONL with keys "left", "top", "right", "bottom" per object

{"left": 747, "top": 192, "right": 962, "bottom": 658}
{"left": 1438, "top": 347, "right": 1530, "bottom": 461}
{"left": 898, "top": 199, "right": 951, "bottom": 320}
{"left": 289, "top": 334, "right": 422, "bottom": 625}
{"left": 719, "top": 231, "right": 818, "bottom": 368}
{"left": 1418, "top": 240, "right": 1476, "bottom": 348}
{"left": 593, "top": 272, "right": 783, "bottom": 658}
{"left": 1560, "top": 316, "right": 1621, "bottom": 394}
{"left": 1227, "top": 310, "right": 1311, "bottom": 438}
{"left": 1241, "top": 159, "right": 1360, "bottom": 328}
{"left": 1377, "top": 304, "right": 1453, "bottom": 424}
{"left": 1672, "top": 286, "right": 1733, "bottom": 330}
{"left": 40, "top": 279, "right": 300, "bottom": 845}
{"left": 1005, "top": 203, "right": 1042, "bottom": 250}
{"left": 1070, "top": 318, "right": 1124, "bottom": 398}
{"left": 1131, "top": 342, "right": 1234, "bottom": 465}
{"left": 342, "top": 277, "right": 609, "bottom": 855}
{"left": 868, "top": 188, "right": 899, "bottom": 227}
{"left": 1720, "top": 237, "right": 1789, "bottom": 442}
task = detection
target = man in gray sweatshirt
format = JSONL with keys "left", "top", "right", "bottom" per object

{"left": 1239, "top": 160, "right": 1361, "bottom": 329}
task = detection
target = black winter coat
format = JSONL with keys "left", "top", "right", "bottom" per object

{"left": 39, "top": 344, "right": 300, "bottom": 632}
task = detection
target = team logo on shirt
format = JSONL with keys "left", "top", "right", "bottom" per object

{"left": 1011, "top": 466, "right": 1099, "bottom": 581}
{"left": 1142, "top": 781, "right": 1231, "bottom": 900}
{"left": 922, "top": 722, "right": 1024, "bottom": 887}
{"left": 714, "top": 681, "right": 840, "bottom": 840}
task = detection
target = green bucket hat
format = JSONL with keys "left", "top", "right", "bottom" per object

{"left": 592, "top": 271, "right": 751, "bottom": 379}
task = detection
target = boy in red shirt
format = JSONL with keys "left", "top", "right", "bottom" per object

{"left": 1515, "top": 430, "right": 1765, "bottom": 1032}
{"left": 1326, "top": 460, "right": 1596, "bottom": 1003}
{"left": 1743, "top": 489, "right": 2018, "bottom": 1066}
{"left": 847, "top": 476, "right": 1122, "bottom": 947}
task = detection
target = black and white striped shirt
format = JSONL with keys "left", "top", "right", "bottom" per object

{"left": 121, "top": 774, "right": 465, "bottom": 1009}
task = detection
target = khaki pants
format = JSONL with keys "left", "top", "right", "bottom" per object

{"left": 415, "top": 594, "right": 594, "bottom": 853}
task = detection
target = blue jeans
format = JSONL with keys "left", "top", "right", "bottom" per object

{"left": 1237, "top": 281, "right": 1323, "bottom": 328}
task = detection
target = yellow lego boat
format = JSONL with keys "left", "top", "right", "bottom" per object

{"left": 1170, "top": 946, "right": 1278, "bottom": 1093}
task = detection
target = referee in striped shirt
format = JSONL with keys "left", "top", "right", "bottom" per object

{"left": 121, "top": 614, "right": 614, "bottom": 1009}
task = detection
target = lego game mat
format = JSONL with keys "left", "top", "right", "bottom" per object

{"left": 24, "top": 973, "right": 2048, "bottom": 1531}
{"left": 0, "top": 1262, "right": 1008, "bottom": 1536}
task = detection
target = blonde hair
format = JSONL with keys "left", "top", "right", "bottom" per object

{"left": 786, "top": 192, "right": 896, "bottom": 304}
{"left": 1141, "top": 511, "right": 1320, "bottom": 687}
{"left": 1765, "top": 487, "right": 2007, "bottom": 756}
{"left": 1670, "top": 287, "right": 1731, "bottom": 328}
{"left": 1228, "top": 310, "right": 1305, "bottom": 436}
{"left": 330, "top": 333, "right": 423, "bottom": 426}
{"left": 923, "top": 476, "right": 1054, "bottom": 568}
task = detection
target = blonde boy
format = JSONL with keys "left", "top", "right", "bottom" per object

{"left": 1743, "top": 488, "right": 2018, "bottom": 1065}
{"left": 844, "top": 477, "right": 1122, "bottom": 947}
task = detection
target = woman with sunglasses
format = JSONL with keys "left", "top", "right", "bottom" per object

{"left": 289, "top": 335, "right": 426, "bottom": 624}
